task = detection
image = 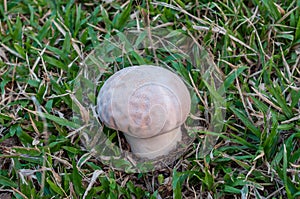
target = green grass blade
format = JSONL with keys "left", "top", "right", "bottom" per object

{"left": 41, "top": 112, "right": 80, "bottom": 129}
{"left": 46, "top": 178, "right": 65, "bottom": 196}
{"left": 231, "top": 107, "right": 261, "bottom": 138}
{"left": 113, "top": 1, "right": 132, "bottom": 30}
{"left": 223, "top": 66, "right": 248, "bottom": 90}
{"left": 0, "top": 175, "right": 18, "bottom": 188}
{"left": 268, "top": 84, "right": 293, "bottom": 118}
{"left": 261, "top": 0, "right": 281, "bottom": 21}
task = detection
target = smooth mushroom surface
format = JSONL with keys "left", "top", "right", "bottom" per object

{"left": 97, "top": 65, "right": 191, "bottom": 159}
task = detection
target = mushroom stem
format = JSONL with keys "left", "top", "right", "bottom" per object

{"left": 124, "top": 127, "right": 182, "bottom": 159}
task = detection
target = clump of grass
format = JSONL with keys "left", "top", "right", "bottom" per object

{"left": 0, "top": 0, "right": 299, "bottom": 198}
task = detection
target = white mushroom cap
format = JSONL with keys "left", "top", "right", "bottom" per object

{"left": 97, "top": 65, "right": 191, "bottom": 158}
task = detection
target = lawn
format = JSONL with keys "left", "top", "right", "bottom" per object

{"left": 0, "top": 0, "right": 299, "bottom": 198}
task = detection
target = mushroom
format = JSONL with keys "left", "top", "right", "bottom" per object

{"left": 97, "top": 65, "right": 191, "bottom": 159}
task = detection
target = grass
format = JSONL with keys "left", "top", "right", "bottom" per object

{"left": 0, "top": 0, "right": 299, "bottom": 198}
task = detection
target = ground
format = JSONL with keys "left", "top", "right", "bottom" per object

{"left": 0, "top": 0, "right": 299, "bottom": 198}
